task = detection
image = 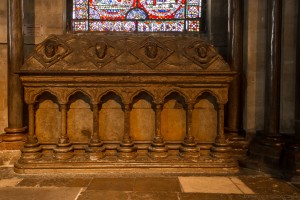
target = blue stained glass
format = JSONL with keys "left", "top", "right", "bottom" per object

{"left": 138, "top": 20, "right": 184, "bottom": 32}
{"left": 187, "top": 6, "right": 199, "bottom": 18}
{"left": 90, "top": 21, "right": 136, "bottom": 32}
{"left": 72, "top": 0, "right": 204, "bottom": 32}
{"left": 174, "top": 7, "right": 185, "bottom": 19}
{"left": 126, "top": 8, "right": 147, "bottom": 19}
{"left": 187, "top": 0, "right": 199, "bottom": 4}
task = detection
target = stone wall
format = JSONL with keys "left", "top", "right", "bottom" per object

{"left": 280, "top": 0, "right": 298, "bottom": 134}
{"left": 243, "top": 0, "right": 297, "bottom": 134}
{"left": 0, "top": 1, "right": 7, "bottom": 134}
{"left": 243, "top": 0, "right": 267, "bottom": 133}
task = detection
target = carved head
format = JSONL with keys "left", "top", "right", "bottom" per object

{"left": 196, "top": 46, "right": 208, "bottom": 58}
{"left": 144, "top": 41, "right": 158, "bottom": 59}
{"left": 44, "top": 39, "right": 58, "bottom": 58}
{"left": 95, "top": 41, "right": 107, "bottom": 59}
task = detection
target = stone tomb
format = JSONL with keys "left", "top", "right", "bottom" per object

{"left": 15, "top": 34, "right": 237, "bottom": 174}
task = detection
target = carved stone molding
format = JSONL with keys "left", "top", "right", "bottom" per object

{"left": 182, "top": 40, "right": 218, "bottom": 69}
{"left": 21, "top": 34, "right": 231, "bottom": 72}
{"left": 130, "top": 37, "right": 174, "bottom": 69}
{"left": 33, "top": 35, "right": 72, "bottom": 68}
{"left": 85, "top": 37, "right": 122, "bottom": 68}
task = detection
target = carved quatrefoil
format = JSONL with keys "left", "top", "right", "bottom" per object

{"left": 33, "top": 35, "right": 72, "bottom": 68}
{"left": 182, "top": 40, "right": 218, "bottom": 69}
{"left": 130, "top": 37, "right": 174, "bottom": 69}
{"left": 85, "top": 38, "right": 122, "bottom": 68}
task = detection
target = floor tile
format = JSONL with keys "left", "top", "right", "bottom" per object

{"left": 239, "top": 177, "right": 300, "bottom": 195}
{"left": 178, "top": 177, "right": 242, "bottom": 194}
{"left": 39, "top": 178, "right": 92, "bottom": 187}
{"left": 0, "top": 178, "right": 22, "bottom": 187}
{"left": 17, "top": 178, "right": 42, "bottom": 187}
{"left": 134, "top": 178, "right": 181, "bottom": 192}
{"left": 0, "top": 187, "right": 81, "bottom": 200}
{"left": 230, "top": 194, "right": 263, "bottom": 200}
{"left": 261, "top": 196, "right": 283, "bottom": 200}
{"left": 230, "top": 177, "right": 255, "bottom": 194}
{"left": 77, "top": 190, "right": 130, "bottom": 200}
{"left": 129, "top": 192, "right": 179, "bottom": 200}
{"left": 179, "top": 193, "right": 231, "bottom": 200}
{"left": 87, "top": 178, "right": 135, "bottom": 191}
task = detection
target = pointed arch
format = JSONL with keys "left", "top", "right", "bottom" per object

{"left": 98, "top": 90, "right": 125, "bottom": 104}
{"left": 162, "top": 89, "right": 188, "bottom": 105}
{"left": 130, "top": 89, "right": 155, "bottom": 104}
{"left": 66, "top": 89, "right": 93, "bottom": 104}
{"left": 194, "top": 90, "right": 220, "bottom": 105}
{"left": 34, "top": 89, "right": 59, "bottom": 103}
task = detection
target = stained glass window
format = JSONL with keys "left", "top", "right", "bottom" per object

{"left": 72, "top": 0, "right": 205, "bottom": 32}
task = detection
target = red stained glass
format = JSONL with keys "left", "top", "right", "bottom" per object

{"left": 72, "top": 0, "right": 204, "bottom": 32}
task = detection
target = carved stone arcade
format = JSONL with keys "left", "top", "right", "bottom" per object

{"left": 15, "top": 34, "right": 237, "bottom": 174}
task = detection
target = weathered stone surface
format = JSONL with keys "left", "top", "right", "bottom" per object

{"left": 0, "top": 150, "right": 21, "bottom": 166}
{"left": 130, "top": 192, "right": 179, "bottom": 200}
{"left": 0, "top": 44, "right": 8, "bottom": 133}
{"left": 192, "top": 97, "right": 217, "bottom": 142}
{"left": 0, "top": 1, "right": 7, "bottom": 43}
{"left": 239, "top": 177, "right": 300, "bottom": 195}
{"left": 35, "top": 98, "right": 60, "bottom": 143}
{"left": 77, "top": 191, "right": 130, "bottom": 200}
{"left": 179, "top": 193, "right": 230, "bottom": 200}
{"left": 99, "top": 99, "right": 124, "bottom": 141}
{"left": 21, "top": 35, "right": 231, "bottom": 72}
{"left": 161, "top": 100, "right": 186, "bottom": 141}
{"left": 0, "top": 187, "right": 81, "bottom": 200}
{"left": 134, "top": 177, "right": 181, "bottom": 192}
{"left": 87, "top": 178, "right": 135, "bottom": 191}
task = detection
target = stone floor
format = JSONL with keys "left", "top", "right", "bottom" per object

{"left": 0, "top": 167, "right": 300, "bottom": 200}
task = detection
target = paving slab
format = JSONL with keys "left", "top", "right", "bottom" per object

{"left": 77, "top": 190, "right": 130, "bottom": 200}
{"left": 239, "top": 177, "right": 300, "bottom": 195}
{"left": 134, "top": 177, "right": 181, "bottom": 192}
{"left": 0, "top": 178, "right": 22, "bottom": 187}
{"left": 17, "top": 178, "right": 92, "bottom": 188}
{"left": 178, "top": 176, "right": 243, "bottom": 194}
{"left": 179, "top": 193, "right": 231, "bottom": 200}
{"left": 0, "top": 187, "right": 81, "bottom": 200}
{"left": 229, "top": 194, "right": 263, "bottom": 200}
{"left": 87, "top": 178, "right": 135, "bottom": 191}
{"left": 229, "top": 177, "right": 255, "bottom": 194}
{"left": 129, "top": 192, "right": 179, "bottom": 200}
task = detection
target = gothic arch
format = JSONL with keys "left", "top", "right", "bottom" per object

{"left": 162, "top": 89, "right": 188, "bottom": 105}
{"left": 130, "top": 89, "right": 155, "bottom": 104}
{"left": 98, "top": 90, "right": 125, "bottom": 105}
{"left": 66, "top": 89, "right": 93, "bottom": 104}
{"left": 194, "top": 90, "right": 221, "bottom": 105}
{"left": 33, "top": 89, "right": 59, "bottom": 104}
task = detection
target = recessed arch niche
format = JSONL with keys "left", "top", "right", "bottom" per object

{"left": 130, "top": 91, "right": 155, "bottom": 141}
{"left": 99, "top": 92, "right": 124, "bottom": 141}
{"left": 161, "top": 92, "right": 186, "bottom": 141}
{"left": 67, "top": 92, "right": 93, "bottom": 143}
{"left": 192, "top": 92, "right": 218, "bottom": 143}
{"left": 35, "top": 92, "right": 60, "bottom": 143}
